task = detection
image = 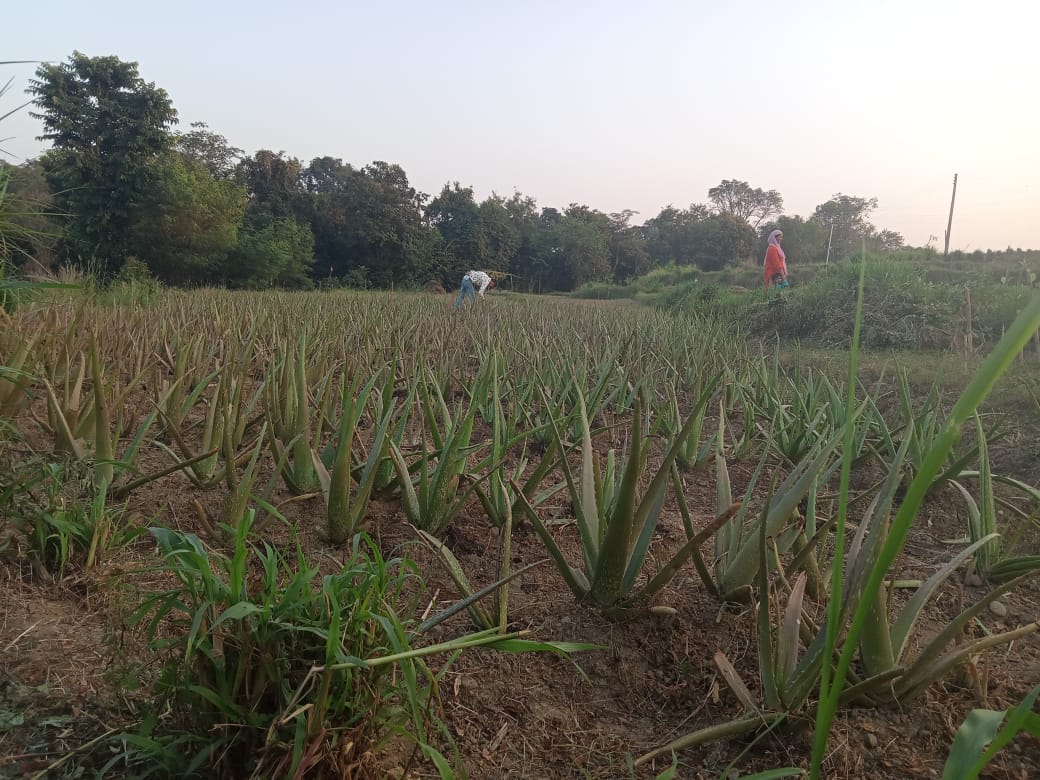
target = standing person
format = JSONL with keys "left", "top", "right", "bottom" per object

{"left": 763, "top": 229, "right": 789, "bottom": 289}
{"left": 455, "top": 270, "right": 494, "bottom": 309}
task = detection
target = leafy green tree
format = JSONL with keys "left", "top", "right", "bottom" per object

{"left": 810, "top": 194, "right": 894, "bottom": 261}
{"left": 510, "top": 205, "right": 564, "bottom": 292}
{"left": 299, "top": 158, "right": 433, "bottom": 287}
{"left": 476, "top": 195, "right": 520, "bottom": 274}
{"left": 129, "top": 154, "right": 247, "bottom": 285}
{"left": 28, "top": 52, "right": 178, "bottom": 277}
{"left": 223, "top": 216, "right": 314, "bottom": 289}
{"left": 608, "top": 210, "right": 650, "bottom": 282}
{"left": 502, "top": 191, "right": 542, "bottom": 291}
{"left": 866, "top": 228, "right": 905, "bottom": 252}
{"left": 302, "top": 156, "right": 355, "bottom": 194}
{"left": 642, "top": 204, "right": 710, "bottom": 265}
{"left": 175, "top": 122, "right": 243, "bottom": 180}
{"left": 427, "top": 182, "right": 483, "bottom": 280}
{"left": 235, "top": 150, "right": 303, "bottom": 218}
{"left": 687, "top": 213, "right": 756, "bottom": 271}
{"left": 707, "top": 179, "right": 784, "bottom": 228}
{"left": 553, "top": 205, "right": 612, "bottom": 289}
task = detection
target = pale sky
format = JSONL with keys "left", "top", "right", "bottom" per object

{"left": 3, "top": 0, "right": 1038, "bottom": 250}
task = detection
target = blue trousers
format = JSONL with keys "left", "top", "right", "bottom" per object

{"left": 455, "top": 276, "right": 475, "bottom": 309}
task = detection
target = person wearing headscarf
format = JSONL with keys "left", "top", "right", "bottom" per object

{"left": 455, "top": 270, "right": 494, "bottom": 309}
{"left": 763, "top": 229, "right": 788, "bottom": 288}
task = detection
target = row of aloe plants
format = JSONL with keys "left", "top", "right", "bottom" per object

{"left": 2, "top": 285, "right": 1039, "bottom": 777}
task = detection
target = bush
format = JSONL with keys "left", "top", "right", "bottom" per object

{"left": 119, "top": 517, "right": 444, "bottom": 778}
{"left": 749, "top": 256, "right": 958, "bottom": 349}
{"left": 571, "top": 280, "right": 636, "bottom": 299}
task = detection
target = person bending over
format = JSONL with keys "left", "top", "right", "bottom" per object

{"left": 455, "top": 270, "right": 494, "bottom": 309}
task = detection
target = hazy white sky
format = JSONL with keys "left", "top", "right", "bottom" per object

{"left": 3, "top": 0, "right": 1038, "bottom": 250}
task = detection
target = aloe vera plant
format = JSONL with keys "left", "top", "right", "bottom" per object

{"left": 389, "top": 367, "right": 489, "bottom": 537}
{"left": 639, "top": 444, "right": 1040, "bottom": 765}
{"left": 311, "top": 368, "right": 391, "bottom": 544}
{"left": 264, "top": 333, "right": 335, "bottom": 495}
{"left": 471, "top": 358, "right": 564, "bottom": 528}
{"left": 157, "top": 355, "right": 263, "bottom": 489}
{"left": 639, "top": 277, "right": 1040, "bottom": 775}
{"left": 703, "top": 412, "right": 843, "bottom": 603}
{"left": 948, "top": 415, "right": 1040, "bottom": 583}
{"left": 0, "top": 330, "right": 35, "bottom": 422}
{"left": 663, "top": 377, "right": 719, "bottom": 471}
{"left": 514, "top": 382, "right": 738, "bottom": 612}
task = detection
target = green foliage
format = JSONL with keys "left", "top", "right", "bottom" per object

{"left": 708, "top": 179, "right": 784, "bottom": 228}
{"left": 312, "top": 368, "right": 391, "bottom": 544}
{"left": 748, "top": 256, "right": 958, "bottom": 349}
{"left": 686, "top": 213, "right": 757, "bottom": 271}
{"left": 515, "top": 385, "right": 736, "bottom": 612}
{"left": 759, "top": 215, "right": 829, "bottom": 265}
{"left": 571, "top": 279, "right": 637, "bottom": 299}
{"left": 175, "top": 121, "right": 243, "bottom": 180}
{"left": 129, "top": 154, "right": 246, "bottom": 285}
{"left": 942, "top": 684, "right": 1040, "bottom": 780}
{"left": 224, "top": 216, "right": 315, "bottom": 289}
{"left": 29, "top": 52, "right": 177, "bottom": 277}
{"left": 638, "top": 272, "right": 1040, "bottom": 774}
{"left": 3, "top": 459, "right": 140, "bottom": 578}
{"left": 121, "top": 512, "right": 593, "bottom": 778}
{"left": 808, "top": 276, "right": 1040, "bottom": 779}
{"left": 810, "top": 193, "right": 886, "bottom": 260}
{"left": 389, "top": 369, "right": 484, "bottom": 537}
{"left": 126, "top": 518, "right": 441, "bottom": 777}
{"left": 301, "top": 158, "right": 435, "bottom": 287}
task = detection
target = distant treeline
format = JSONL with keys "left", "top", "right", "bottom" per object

{"left": 9, "top": 52, "right": 1028, "bottom": 293}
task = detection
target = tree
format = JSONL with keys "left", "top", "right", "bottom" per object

{"left": 866, "top": 228, "right": 905, "bottom": 252}
{"left": 810, "top": 194, "right": 879, "bottom": 261}
{"left": 503, "top": 191, "right": 542, "bottom": 291}
{"left": 28, "top": 52, "right": 178, "bottom": 277}
{"left": 175, "top": 122, "right": 243, "bottom": 180}
{"left": 608, "top": 210, "right": 651, "bottom": 282}
{"left": 235, "top": 150, "right": 303, "bottom": 218}
{"left": 427, "top": 183, "right": 483, "bottom": 280}
{"left": 642, "top": 204, "right": 710, "bottom": 265}
{"left": 708, "top": 180, "right": 783, "bottom": 228}
{"left": 355, "top": 162, "right": 433, "bottom": 286}
{"left": 301, "top": 156, "right": 354, "bottom": 194}
{"left": 555, "top": 205, "right": 612, "bottom": 289}
{"left": 128, "top": 154, "right": 247, "bottom": 285}
{"left": 687, "top": 213, "right": 756, "bottom": 271}
{"left": 223, "top": 216, "right": 314, "bottom": 289}
{"left": 297, "top": 158, "right": 434, "bottom": 287}
{"left": 476, "top": 195, "right": 521, "bottom": 275}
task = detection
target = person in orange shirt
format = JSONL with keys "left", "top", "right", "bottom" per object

{"left": 763, "top": 229, "right": 789, "bottom": 288}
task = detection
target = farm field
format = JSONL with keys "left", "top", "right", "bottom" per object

{"left": 1, "top": 287, "right": 1039, "bottom": 780}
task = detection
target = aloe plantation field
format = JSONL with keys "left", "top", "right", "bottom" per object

{"left": 1, "top": 286, "right": 1039, "bottom": 779}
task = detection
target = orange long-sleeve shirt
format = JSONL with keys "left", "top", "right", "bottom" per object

{"left": 764, "top": 245, "right": 787, "bottom": 286}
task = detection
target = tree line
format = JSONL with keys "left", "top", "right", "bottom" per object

{"left": 2, "top": 52, "right": 907, "bottom": 291}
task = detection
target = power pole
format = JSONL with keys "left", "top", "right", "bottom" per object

{"left": 943, "top": 173, "right": 958, "bottom": 257}
{"left": 824, "top": 222, "right": 834, "bottom": 264}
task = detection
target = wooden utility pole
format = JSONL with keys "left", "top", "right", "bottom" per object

{"left": 943, "top": 173, "right": 958, "bottom": 257}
